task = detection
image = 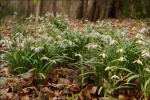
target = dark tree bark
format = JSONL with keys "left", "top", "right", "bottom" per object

{"left": 77, "top": 0, "right": 85, "bottom": 19}
{"left": 1, "top": 0, "right": 150, "bottom": 21}
{"left": 53, "top": 0, "right": 57, "bottom": 16}
{"left": 88, "top": 0, "right": 112, "bottom": 21}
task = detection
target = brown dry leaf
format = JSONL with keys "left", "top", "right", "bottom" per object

{"left": 21, "top": 95, "right": 30, "bottom": 100}
{"left": 0, "top": 89, "right": 9, "bottom": 100}
{"left": 130, "top": 96, "right": 137, "bottom": 100}
{"left": 57, "top": 78, "right": 71, "bottom": 85}
{"left": 91, "top": 97, "right": 97, "bottom": 100}
{"left": 6, "top": 93, "right": 13, "bottom": 99}
{"left": 40, "top": 87, "right": 51, "bottom": 93}
{"left": 22, "top": 87, "right": 38, "bottom": 93}
{"left": 22, "top": 86, "right": 39, "bottom": 99}
{"left": 48, "top": 83, "right": 65, "bottom": 90}
{"left": 90, "top": 86, "right": 98, "bottom": 94}
{"left": 40, "top": 87, "right": 55, "bottom": 98}
{"left": 79, "top": 86, "right": 98, "bottom": 100}
{"left": 38, "top": 92, "right": 53, "bottom": 100}
{"left": 54, "top": 90, "right": 60, "bottom": 97}
{"left": 80, "top": 89, "right": 91, "bottom": 100}
{"left": 19, "top": 78, "right": 33, "bottom": 87}
{"left": 118, "top": 95, "right": 128, "bottom": 100}
{"left": 0, "top": 67, "right": 10, "bottom": 77}
{"left": 69, "top": 84, "right": 80, "bottom": 93}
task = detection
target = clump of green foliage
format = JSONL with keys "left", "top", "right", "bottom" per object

{"left": 1, "top": 14, "right": 150, "bottom": 99}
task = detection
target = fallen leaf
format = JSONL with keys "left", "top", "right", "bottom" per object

{"left": 90, "top": 86, "right": 98, "bottom": 94}
{"left": 69, "top": 84, "right": 80, "bottom": 93}
{"left": 57, "top": 78, "right": 71, "bottom": 85}
{"left": 21, "top": 95, "right": 30, "bottom": 100}
{"left": 0, "top": 67, "right": 10, "bottom": 77}
{"left": 6, "top": 93, "right": 13, "bottom": 99}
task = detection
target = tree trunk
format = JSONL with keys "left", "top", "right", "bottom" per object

{"left": 53, "top": 0, "right": 57, "bottom": 16}
{"left": 77, "top": 0, "right": 85, "bottom": 19}
{"left": 35, "top": 0, "right": 41, "bottom": 21}
{"left": 1, "top": 0, "right": 150, "bottom": 21}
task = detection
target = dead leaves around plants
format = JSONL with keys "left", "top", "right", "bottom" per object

{"left": 0, "top": 67, "right": 139, "bottom": 100}
{"left": 79, "top": 86, "right": 98, "bottom": 100}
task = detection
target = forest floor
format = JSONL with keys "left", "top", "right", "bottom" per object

{"left": 0, "top": 17, "right": 150, "bottom": 100}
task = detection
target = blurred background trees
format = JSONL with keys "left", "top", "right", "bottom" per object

{"left": 0, "top": 0, "right": 150, "bottom": 21}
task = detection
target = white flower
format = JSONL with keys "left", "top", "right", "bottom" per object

{"left": 135, "top": 40, "right": 145, "bottom": 45}
{"left": 105, "top": 67, "right": 110, "bottom": 71}
{"left": 86, "top": 43, "right": 99, "bottom": 49}
{"left": 101, "top": 35, "right": 117, "bottom": 45}
{"left": 141, "top": 50, "right": 150, "bottom": 58}
{"left": 99, "top": 53, "right": 106, "bottom": 58}
{"left": 75, "top": 53, "right": 82, "bottom": 59}
{"left": 68, "top": 40, "right": 74, "bottom": 46}
{"left": 111, "top": 75, "right": 119, "bottom": 80}
{"left": 90, "top": 31, "right": 100, "bottom": 37}
{"left": 31, "top": 46, "right": 44, "bottom": 53}
{"left": 117, "top": 49, "right": 124, "bottom": 53}
{"left": 2, "top": 39, "right": 13, "bottom": 48}
{"left": 144, "top": 68, "right": 150, "bottom": 73}
{"left": 109, "top": 39, "right": 116, "bottom": 45}
{"left": 133, "top": 59, "right": 143, "bottom": 65}
{"left": 57, "top": 35, "right": 62, "bottom": 40}
{"left": 45, "top": 12, "right": 52, "bottom": 17}
{"left": 36, "top": 25, "right": 45, "bottom": 33}
{"left": 118, "top": 57, "right": 125, "bottom": 61}
{"left": 135, "top": 34, "right": 144, "bottom": 39}
{"left": 40, "top": 56, "right": 49, "bottom": 60}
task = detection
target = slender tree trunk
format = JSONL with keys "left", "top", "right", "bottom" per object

{"left": 40, "top": 0, "right": 44, "bottom": 15}
{"left": 83, "top": 0, "right": 88, "bottom": 19}
{"left": 66, "top": 0, "right": 71, "bottom": 17}
{"left": 89, "top": 0, "right": 102, "bottom": 21}
{"left": 35, "top": 0, "right": 41, "bottom": 21}
{"left": 53, "top": 0, "right": 57, "bottom": 16}
{"left": 77, "top": 0, "right": 85, "bottom": 19}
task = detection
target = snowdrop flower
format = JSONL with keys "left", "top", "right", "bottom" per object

{"left": 99, "top": 53, "right": 106, "bottom": 58}
{"left": 141, "top": 50, "right": 150, "bottom": 58}
{"left": 135, "top": 40, "right": 145, "bottom": 45}
{"left": 2, "top": 39, "right": 13, "bottom": 48}
{"left": 133, "top": 59, "right": 143, "bottom": 65}
{"left": 0, "top": 53, "right": 5, "bottom": 59}
{"left": 120, "top": 29, "right": 128, "bottom": 36}
{"left": 118, "top": 57, "right": 125, "bottom": 61}
{"left": 135, "top": 33, "right": 144, "bottom": 39}
{"left": 144, "top": 68, "right": 150, "bottom": 73}
{"left": 101, "top": 35, "right": 117, "bottom": 45}
{"left": 39, "top": 17, "right": 44, "bottom": 21}
{"left": 111, "top": 75, "right": 119, "bottom": 80}
{"left": 45, "top": 12, "right": 52, "bottom": 17}
{"left": 40, "top": 56, "right": 49, "bottom": 60}
{"left": 37, "top": 24, "right": 45, "bottom": 33}
{"left": 75, "top": 53, "right": 82, "bottom": 60}
{"left": 17, "top": 42, "right": 24, "bottom": 48}
{"left": 105, "top": 66, "right": 111, "bottom": 71}
{"left": 90, "top": 31, "right": 100, "bottom": 38}
{"left": 86, "top": 43, "right": 99, "bottom": 49}
{"left": 31, "top": 46, "right": 44, "bottom": 53}
{"left": 109, "top": 39, "right": 117, "bottom": 45}
{"left": 117, "top": 48, "right": 124, "bottom": 53}
{"left": 57, "top": 35, "right": 62, "bottom": 40}
{"left": 68, "top": 40, "right": 74, "bottom": 46}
